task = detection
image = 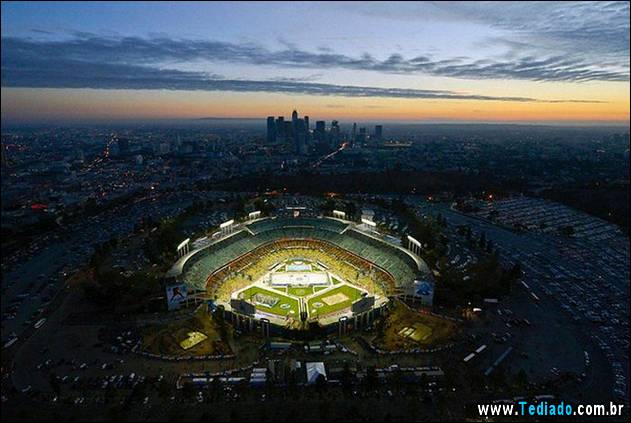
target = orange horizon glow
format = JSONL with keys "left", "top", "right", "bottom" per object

{"left": 2, "top": 87, "right": 629, "bottom": 125}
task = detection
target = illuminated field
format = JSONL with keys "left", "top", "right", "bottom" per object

{"left": 179, "top": 218, "right": 426, "bottom": 329}
{"left": 227, "top": 252, "right": 372, "bottom": 323}
{"left": 238, "top": 286, "right": 300, "bottom": 317}
{"left": 307, "top": 284, "right": 364, "bottom": 316}
{"left": 208, "top": 239, "right": 390, "bottom": 326}
{"left": 286, "top": 286, "right": 315, "bottom": 297}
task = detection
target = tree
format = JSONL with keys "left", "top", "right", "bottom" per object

{"left": 254, "top": 198, "right": 268, "bottom": 215}
{"left": 341, "top": 362, "right": 352, "bottom": 390}
{"left": 214, "top": 306, "right": 227, "bottom": 340}
{"left": 515, "top": 368, "right": 529, "bottom": 390}
{"left": 478, "top": 232, "right": 487, "bottom": 249}
{"left": 315, "top": 373, "right": 327, "bottom": 392}
{"left": 364, "top": 365, "right": 378, "bottom": 390}
{"left": 320, "top": 198, "right": 336, "bottom": 212}
{"left": 490, "top": 366, "right": 506, "bottom": 390}
{"left": 560, "top": 225, "right": 575, "bottom": 237}
{"left": 344, "top": 201, "right": 357, "bottom": 219}
{"left": 49, "top": 372, "right": 60, "bottom": 395}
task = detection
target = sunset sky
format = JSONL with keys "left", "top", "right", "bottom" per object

{"left": 1, "top": 1, "right": 629, "bottom": 125}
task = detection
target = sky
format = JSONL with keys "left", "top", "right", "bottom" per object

{"left": 1, "top": 1, "right": 629, "bottom": 125}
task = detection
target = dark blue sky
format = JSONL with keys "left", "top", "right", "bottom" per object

{"left": 1, "top": 1, "right": 629, "bottom": 124}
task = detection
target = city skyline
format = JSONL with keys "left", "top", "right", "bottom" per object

{"left": 1, "top": 1, "right": 630, "bottom": 125}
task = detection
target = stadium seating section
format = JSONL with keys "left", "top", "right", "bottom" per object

{"left": 181, "top": 218, "right": 420, "bottom": 295}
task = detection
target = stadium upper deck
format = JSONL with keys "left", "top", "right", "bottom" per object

{"left": 169, "top": 217, "right": 428, "bottom": 293}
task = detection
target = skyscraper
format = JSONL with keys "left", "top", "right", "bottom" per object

{"left": 351, "top": 123, "right": 357, "bottom": 147}
{"left": 358, "top": 127, "right": 367, "bottom": 144}
{"left": 291, "top": 109, "right": 299, "bottom": 141}
{"left": 267, "top": 116, "right": 276, "bottom": 143}
{"left": 330, "top": 120, "right": 340, "bottom": 149}
{"left": 276, "top": 116, "right": 285, "bottom": 138}
{"left": 304, "top": 116, "right": 309, "bottom": 131}
{"left": 294, "top": 118, "right": 306, "bottom": 154}
{"left": 315, "top": 120, "right": 326, "bottom": 142}
{"left": 374, "top": 125, "right": 383, "bottom": 142}
{"left": 284, "top": 121, "right": 293, "bottom": 141}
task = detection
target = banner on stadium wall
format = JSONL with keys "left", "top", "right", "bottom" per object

{"left": 230, "top": 298, "right": 255, "bottom": 316}
{"left": 352, "top": 295, "right": 375, "bottom": 314}
{"left": 166, "top": 283, "right": 188, "bottom": 310}
{"left": 414, "top": 280, "right": 434, "bottom": 306}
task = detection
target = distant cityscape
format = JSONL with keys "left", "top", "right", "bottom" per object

{"left": 266, "top": 109, "right": 385, "bottom": 155}
{"left": 2, "top": 122, "right": 628, "bottom": 234}
{"left": 1, "top": 1, "right": 629, "bottom": 422}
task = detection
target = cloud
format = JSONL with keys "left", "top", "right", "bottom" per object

{"left": 0, "top": 34, "right": 612, "bottom": 102}
{"left": 345, "top": 1, "right": 630, "bottom": 77}
{"left": 446, "top": 1, "right": 630, "bottom": 58}
{"left": 2, "top": 31, "right": 628, "bottom": 83}
{"left": 0, "top": 54, "right": 604, "bottom": 103}
{"left": 268, "top": 74, "right": 323, "bottom": 83}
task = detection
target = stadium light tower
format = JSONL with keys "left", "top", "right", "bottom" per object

{"left": 407, "top": 235, "right": 422, "bottom": 256}
{"left": 177, "top": 238, "right": 191, "bottom": 258}
{"left": 220, "top": 219, "right": 235, "bottom": 236}
{"left": 260, "top": 317, "right": 270, "bottom": 338}
{"left": 332, "top": 209, "right": 346, "bottom": 220}
{"left": 338, "top": 316, "right": 348, "bottom": 338}
{"left": 360, "top": 218, "right": 377, "bottom": 232}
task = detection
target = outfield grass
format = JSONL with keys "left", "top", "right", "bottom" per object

{"left": 287, "top": 286, "right": 314, "bottom": 297}
{"left": 239, "top": 286, "right": 300, "bottom": 317}
{"left": 307, "top": 283, "right": 363, "bottom": 316}
{"left": 331, "top": 277, "right": 343, "bottom": 285}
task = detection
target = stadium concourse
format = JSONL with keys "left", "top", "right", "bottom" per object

{"left": 166, "top": 216, "right": 430, "bottom": 331}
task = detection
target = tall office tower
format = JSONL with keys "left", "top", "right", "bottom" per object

{"left": 298, "top": 132, "right": 307, "bottom": 155}
{"left": 276, "top": 116, "right": 285, "bottom": 138}
{"left": 315, "top": 120, "right": 326, "bottom": 142}
{"left": 374, "top": 125, "right": 383, "bottom": 142}
{"left": 267, "top": 116, "right": 277, "bottom": 143}
{"left": 303, "top": 115, "right": 310, "bottom": 150}
{"left": 358, "top": 127, "right": 367, "bottom": 144}
{"left": 330, "top": 120, "right": 340, "bottom": 149}
{"left": 351, "top": 123, "right": 357, "bottom": 147}
{"left": 284, "top": 121, "right": 293, "bottom": 141}
{"left": 294, "top": 118, "right": 306, "bottom": 154}
{"left": 291, "top": 110, "right": 299, "bottom": 140}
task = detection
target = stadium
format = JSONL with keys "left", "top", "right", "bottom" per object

{"left": 166, "top": 214, "right": 432, "bottom": 334}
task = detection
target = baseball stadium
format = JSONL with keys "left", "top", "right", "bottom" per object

{"left": 166, "top": 215, "right": 431, "bottom": 333}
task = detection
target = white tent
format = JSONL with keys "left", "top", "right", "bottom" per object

{"left": 306, "top": 362, "right": 327, "bottom": 385}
